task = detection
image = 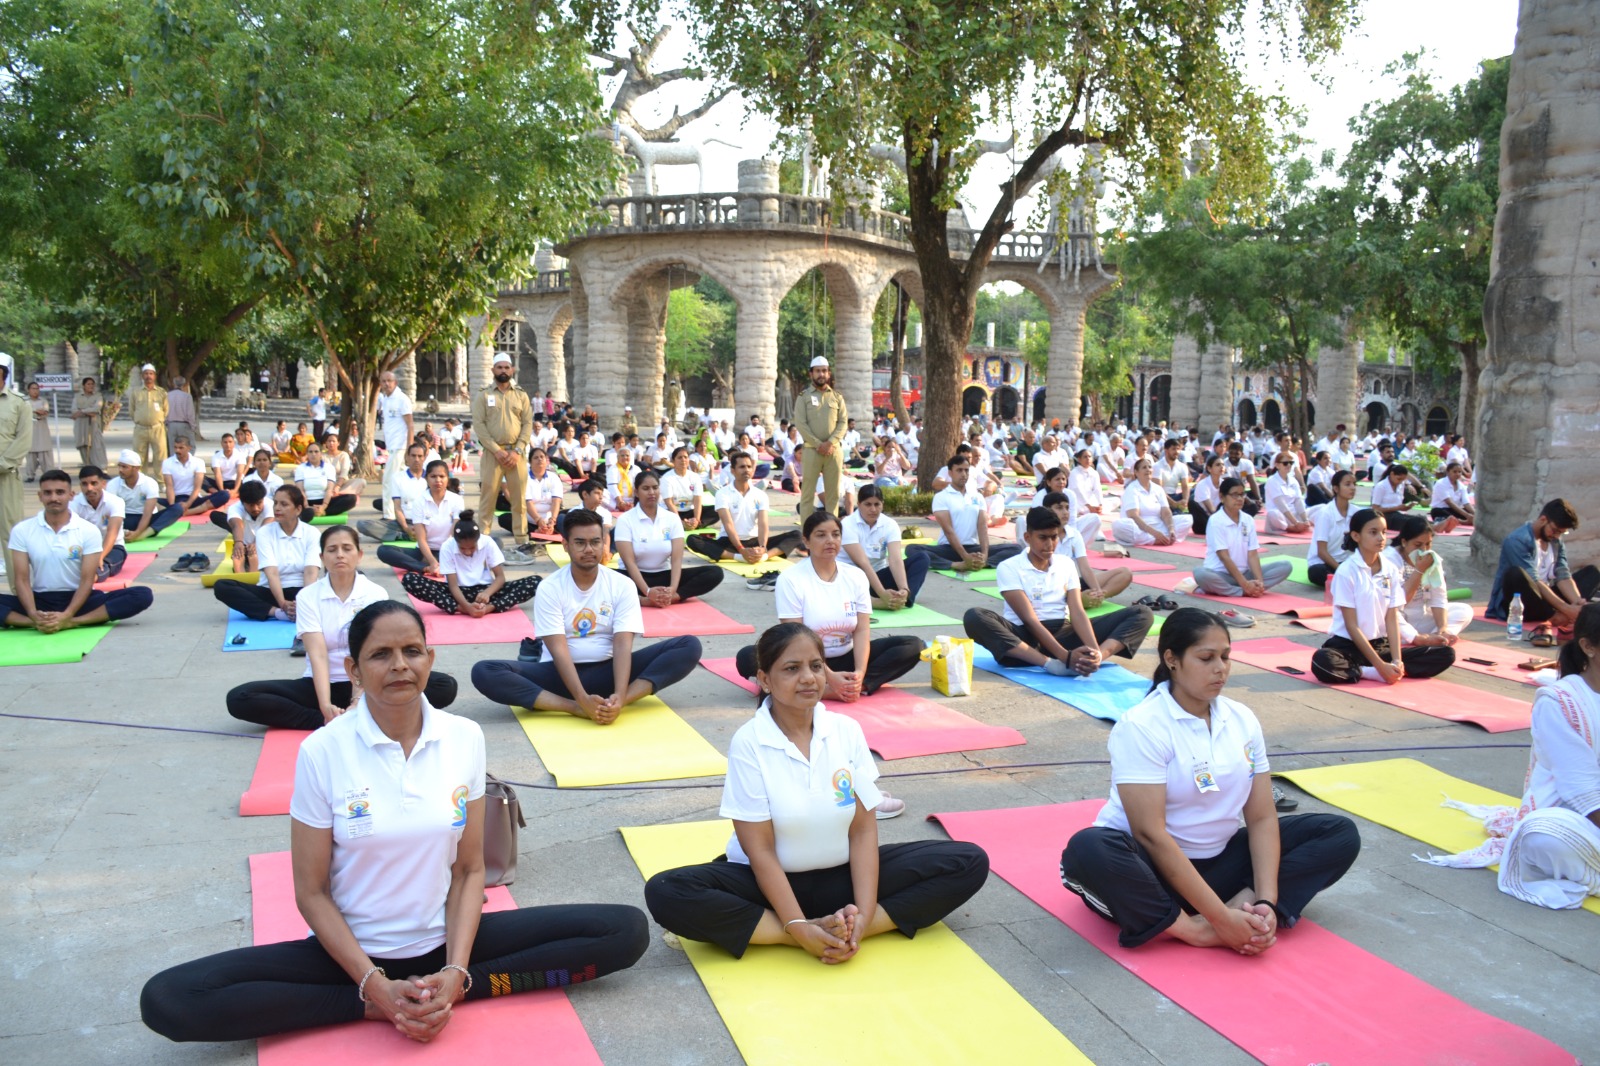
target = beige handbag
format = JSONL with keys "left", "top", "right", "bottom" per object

{"left": 482, "top": 774, "right": 525, "bottom": 888}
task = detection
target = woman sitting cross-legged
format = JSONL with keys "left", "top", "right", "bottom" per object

{"left": 614, "top": 468, "right": 725, "bottom": 606}
{"left": 644, "top": 622, "right": 990, "bottom": 961}
{"left": 142, "top": 601, "right": 647, "bottom": 1044}
{"left": 375, "top": 461, "right": 463, "bottom": 575}
{"left": 212, "top": 484, "right": 321, "bottom": 622}
{"left": 1113, "top": 459, "right": 1194, "bottom": 547}
{"left": 734, "top": 510, "right": 926, "bottom": 700}
{"left": 1060, "top": 608, "right": 1361, "bottom": 950}
{"left": 1306, "top": 470, "right": 1358, "bottom": 587}
{"left": 401, "top": 511, "right": 540, "bottom": 616}
{"left": 1383, "top": 515, "right": 1473, "bottom": 647}
{"left": 1310, "top": 508, "right": 1457, "bottom": 685}
{"left": 1191, "top": 478, "right": 1294, "bottom": 598}
{"left": 839, "top": 484, "right": 928, "bottom": 612}
{"left": 227, "top": 526, "right": 458, "bottom": 729}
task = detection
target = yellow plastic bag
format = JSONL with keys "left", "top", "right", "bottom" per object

{"left": 920, "top": 636, "right": 975, "bottom": 697}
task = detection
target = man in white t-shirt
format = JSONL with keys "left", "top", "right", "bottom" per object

{"left": 375, "top": 371, "right": 414, "bottom": 519}
{"left": 468, "top": 508, "right": 700, "bottom": 724}
{"left": 357, "top": 441, "right": 429, "bottom": 546}
{"left": 907, "top": 454, "right": 1022, "bottom": 572}
{"left": 70, "top": 464, "right": 127, "bottom": 581}
{"left": 207, "top": 434, "right": 248, "bottom": 496}
{"left": 686, "top": 452, "right": 803, "bottom": 564}
{"left": 210, "top": 479, "right": 275, "bottom": 576}
{"left": 107, "top": 448, "right": 172, "bottom": 542}
{"left": 159, "top": 436, "right": 229, "bottom": 522}
{"left": 962, "top": 505, "right": 1152, "bottom": 674}
{"left": 1, "top": 469, "right": 153, "bottom": 630}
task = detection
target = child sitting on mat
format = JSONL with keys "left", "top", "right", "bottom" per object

{"left": 400, "top": 511, "right": 540, "bottom": 616}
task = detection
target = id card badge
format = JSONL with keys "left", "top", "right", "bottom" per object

{"left": 1192, "top": 763, "right": 1220, "bottom": 794}
{"left": 344, "top": 787, "right": 375, "bottom": 838}
{"left": 486, "top": 395, "right": 497, "bottom": 408}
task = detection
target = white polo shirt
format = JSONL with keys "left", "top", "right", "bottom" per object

{"left": 1431, "top": 477, "right": 1469, "bottom": 510}
{"left": 242, "top": 470, "right": 285, "bottom": 497}
{"left": 161, "top": 454, "right": 207, "bottom": 497}
{"left": 1263, "top": 472, "right": 1302, "bottom": 516}
{"left": 721, "top": 701, "right": 884, "bottom": 872}
{"left": 615, "top": 504, "right": 685, "bottom": 573}
{"left": 295, "top": 573, "right": 388, "bottom": 682}
{"left": 1328, "top": 553, "right": 1404, "bottom": 641}
{"left": 1371, "top": 478, "right": 1407, "bottom": 511}
{"left": 932, "top": 484, "right": 987, "bottom": 545}
{"left": 255, "top": 520, "right": 320, "bottom": 589}
{"left": 441, "top": 536, "right": 504, "bottom": 586}
{"left": 532, "top": 565, "right": 643, "bottom": 663}
{"left": 522, "top": 470, "right": 566, "bottom": 522}
{"left": 289, "top": 698, "right": 485, "bottom": 956}
{"left": 714, "top": 483, "right": 769, "bottom": 540}
{"left": 8, "top": 512, "right": 101, "bottom": 591}
{"left": 660, "top": 470, "right": 706, "bottom": 513}
{"left": 212, "top": 448, "right": 247, "bottom": 484}
{"left": 376, "top": 388, "right": 413, "bottom": 450}
{"left": 1014, "top": 521, "right": 1089, "bottom": 562}
{"left": 840, "top": 511, "right": 901, "bottom": 571}
{"left": 1094, "top": 682, "right": 1270, "bottom": 859}
{"left": 774, "top": 560, "right": 871, "bottom": 657}
{"left": 1202, "top": 509, "right": 1259, "bottom": 572}
{"left": 1153, "top": 457, "right": 1187, "bottom": 495}
{"left": 108, "top": 472, "right": 162, "bottom": 518}
{"left": 1308, "top": 499, "right": 1355, "bottom": 566}
{"left": 994, "top": 550, "right": 1080, "bottom": 626}
{"left": 70, "top": 492, "right": 126, "bottom": 548}
{"left": 1120, "top": 480, "right": 1168, "bottom": 523}
{"left": 404, "top": 491, "right": 464, "bottom": 551}
{"left": 1068, "top": 466, "right": 1103, "bottom": 511}
{"left": 1192, "top": 475, "right": 1221, "bottom": 512}
{"left": 295, "top": 461, "right": 336, "bottom": 502}
{"left": 220, "top": 500, "right": 272, "bottom": 548}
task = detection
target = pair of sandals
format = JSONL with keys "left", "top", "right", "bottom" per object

{"left": 1527, "top": 622, "right": 1570, "bottom": 648}
{"left": 169, "top": 553, "right": 211, "bottom": 574}
{"left": 1133, "top": 594, "right": 1181, "bottom": 611}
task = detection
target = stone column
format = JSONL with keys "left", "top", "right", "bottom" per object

{"left": 226, "top": 373, "right": 252, "bottom": 399}
{"left": 1167, "top": 332, "right": 1202, "bottom": 430}
{"left": 569, "top": 276, "right": 590, "bottom": 405}
{"left": 453, "top": 344, "right": 468, "bottom": 401}
{"left": 1315, "top": 340, "right": 1360, "bottom": 441}
{"left": 1195, "top": 343, "right": 1235, "bottom": 433}
{"left": 737, "top": 159, "right": 781, "bottom": 224}
{"left": 44, "top": 341, "right": 70, "bottom": 376}
{"left": 76, "top": 342, "right": 102, "bottom": 382}
{"left": 541, "top": 320, "right": 569, "bottom": 403}
{"left": 832, "top": 288, "right": 873, "bottom": 426}
{"left": 625, "top": 272, "right": 670, "bottom": 429}
{"left": 393, "top": 351, "right": 418, "bottom": 398}
{"left": 297, "top": 360, "right": 326, "bottom": 394}
{"left": 585, "top": 295, "right": 630, "bottom": 427}
{"left": 733, "top": 283, "right": 781, "bottom": 430}
{"left": 464, "top": 315, "right": 494, "bottom": 396}
{"left": 1476, "top": 0, "right": 1600, "bottom": 563}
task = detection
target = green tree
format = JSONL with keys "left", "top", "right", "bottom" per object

{"left": 777, "top": 269, "right": 835, "bottom": 397}
{"left": 1340, "top": 54, "right": 1508, "bottom": 434}
{"left": 678, "top": 0, "right": 1356, "bottom": 482}
{"left": 663, "top": 283, "right": 730, "bottom": 382}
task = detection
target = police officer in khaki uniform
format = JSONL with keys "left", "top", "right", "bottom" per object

{"left": 0, "top": 357, "right": 31, "bottom": 550}
{"left": 470, "top": 352, "right": 534, "bottom": 555}
{"left": 130, "top": 363, "right": 169, "bottom": 478}
{"left": 795, "top": 354, "right": 848, "bottom": 517}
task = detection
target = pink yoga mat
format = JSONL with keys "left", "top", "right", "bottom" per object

{"left": 931, "top": 802, "right": 1577, "bottom": 1066}
{"left": 1291, "top": 618, "right": 1543, "bottom": 687}
{"left": 248, "top": 852, "right": 602, "bottom": 1065}
{"left": 641, "top": 599, "right": 754, "bottom": 638}
{"left": 1094, "top": 555, "right": 1177, "bottom": 574}
{"left": 1227, "top": 636, "right": 1532, "bottom": 732}
{"left": 95, "top": 551, "right": 156, "bottom": 591}
{"left": 1134, "top": 569, "right": 1334, "bottom": 618}
{"left": 240, "top": 729, "right": 311, "bottom": 816}
{"left": 405, "top": 594, "right": 536, "bottom": 646}
{"left": 1132, "top": 537, "right": 1210, "bottom": 559}
{"left": 700, "top": 657, "right": 1025, "bottom": 759}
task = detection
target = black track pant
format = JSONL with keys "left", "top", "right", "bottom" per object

{"left": 620, "top": 561, "right": 726, "bottom": 601}
{"left": 962, "top": 605, "right": 1154, "bottom": 663}
{"left": 227, "top": 675, "right": 460, "bottom": 731}
{"left": 1496, "top": 564, "right": 1600, "bottom": 624}
{"left": 1309, "top": 635, "right": 1455, "bottom": 684}
{"left": 214, "top": 581, "right": 302, "bottom": 621}
{"left": 686, "top": 531, "right": 803, "bottom": 560}
{"left": 734, "top": 637, "right": 925, "bottom": 697}
{"left": 471, "top": 635, "right": 702, "bottom": 707}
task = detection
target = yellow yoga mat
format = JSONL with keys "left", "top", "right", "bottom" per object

{"left": 620, "top": 820, "right": 1093, "bottom": 1066}
{"left": 1277, "top": 758, "right": 1600, "bottom": 916}
{"left": 511, "top": 696, "right": 725, "bottom": 787}
{"left": 715, "top": 556, "right": 793, "bottom": 578}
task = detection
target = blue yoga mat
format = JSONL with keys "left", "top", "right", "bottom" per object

{"left": 970, "top": 648, "right": 1151, "bottom": 721}
{"left": 223, "top": 610, "right": 296, "bottom": 652}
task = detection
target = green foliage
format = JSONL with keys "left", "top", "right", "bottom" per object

{"left": 0, "top": 266, "right": 57, "bottom": 375}
{"left": 971, "top": 288, "right": 1046, "bottom": 349}
{"left": 777, "top": 270, "right": 834, "bottom": 386}
{"left": 1409, "top": 440, "right": 1444, "bottom": 493}
{"left": 878, "top": 487, "right": 934, "bottom": 517}
{"left": 663, "top": 283, "right": 730, "bottom": 379}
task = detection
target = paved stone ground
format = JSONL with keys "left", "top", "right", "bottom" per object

{"left": 2, "top": 422, "right": 1596, "bottom": 1065}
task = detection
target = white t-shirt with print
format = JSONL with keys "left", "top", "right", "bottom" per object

{"left": 441, "top": 536, "right": 504, "bottom": 586}
{"left": 532, "top": 565, "right": 643, "bottom": 664}
{"left": 294, "top": 573, "right": 388, "bottom": 682}
{"left": 774, "top": 560, "right": 871, "bottom": 657}
{"left": 615, "top": 505, "right": 685, "bottom": 573}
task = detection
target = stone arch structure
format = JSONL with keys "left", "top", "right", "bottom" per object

{"left": 1425, "top": 404, "right": 1451, "bottom": 437}
{"left": 1146, "top": 373, "right": 1172, "bottom": 425}
{"left": 1236, "top": 397, "right": 1257, "bottom": 427}
{"left": 1363, "top": 399, "right": 1390, "bottom": 434}
{"left": 961, "top": 384, "right": 988, "bottom": 415}
{"left": 993, "top": 385, "right": 1021, "bottom": 420}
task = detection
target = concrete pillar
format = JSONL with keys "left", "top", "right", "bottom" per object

{"left": 585, "top": 296, "right": 630, "bottom": 427}
{"left": 832, "top": 289, "right": 873, "bottom": 425}
{"left": 298, "top": 361, "right": 326, "bottom": 394}
{"left": 44, "top": 341, "right": 70, "bottom": 376}
{"left": 1315, "top": 341, "right": 1360, "bottom": 441}
{"left": 1195, "top": 343, "right": 1235, "bottom": 433}
{"left": 226, "top": 373, "right": 251, "bottom": 399}
{"left": 76, "top": 341, "right": 101, "bottom": 382}
{"left": 1045, "top": 299, "right": 1089, "bottom": 429}
{"left": 1168, "top": 332, "right": 1202, "bottom": 430}
{"left": 543, "top": 319, "right": 569, "bottom": 403}
{"left": 733, "top": 282, "right": 781, "bottom": 430}
{"left": 570, "top": 276, "right": 590, "bottom": 405}
{"left": 465, "top": 315, "right": 494, "bottom": 396}
{"left": 1476, "top": 0, "right": 1600, "bottom": 563}
{"left": 453, "top": 344, "right": 468, "bottom": 401}
{"left": 394, "top": 351, "right": 418, "bottom": 398}
{"left": 625, "top": 273, "right": 670, "bottom": 429}
{"left": 737, "top": 159, "right": 781, "bottom": 224}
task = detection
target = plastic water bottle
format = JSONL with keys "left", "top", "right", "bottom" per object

{"left": 1507, "top": 594, "right": 1524, "bottom": 641}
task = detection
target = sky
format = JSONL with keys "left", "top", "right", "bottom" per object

{"left": 613, "top": 0, "right": 1521, "bottom": 223}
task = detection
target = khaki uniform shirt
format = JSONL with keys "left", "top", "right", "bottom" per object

{"left": 795, "top": 385, "right": 848, "bottom": 450}
{"left": 0, "top": 391, "right": 30, "bottom": 472}
{"left": 131, "top": 385, "right": 169, "bottom": 428}
{"left": 471, "top": 384, "right": 533, "bottom": 454}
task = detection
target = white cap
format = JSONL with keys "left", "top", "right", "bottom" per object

{"left": 141, "top": 363, "right": 156, "bottom": 373}
{"left": 809, "top": 356, "right": 830, "bottom": 370}
{"left": 492, "top": 353, "right": 513, "bottom": 366}
{"left": 118, "top": 448, "right": 140, "bottom": 466}
{"left": 624, "top": 405, "right": 633, "bottom": 411}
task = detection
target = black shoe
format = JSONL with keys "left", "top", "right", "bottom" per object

{"left": 290, "top": 636, "right": 306, "bottom": 657}
{"left": 1273, "top": 784, "right": 1298, "bottom": 812}
{"left": 518, "top": 637, "right": 543, "bottom": 662}
{"left": 169, "top": 553, "right": 194, "bottom": 572}
{"left": 187, "top": 553, "right": 211, "bottom": 573}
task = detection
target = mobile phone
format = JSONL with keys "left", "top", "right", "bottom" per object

{"left": 1278, "top": 665, "right": 1306, "bottom": 676}
{"left": 1464, "top": 657, "right": 1496, "bottom": 667}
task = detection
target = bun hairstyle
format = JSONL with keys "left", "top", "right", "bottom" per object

{"left": 1149, "top": 608, "right": 1230, "bottom": 693}
{"left": 452, "top": 509, "right": 480, "bottom": 540}
{"left": 320, "top": 523, "right": 360, "bottom": 551}
{"left": 1558, "top": 602, "right": 1600, "bottom": 678}
{"left": 753, "top": 622, "right": 826, "bottom": 703}
{"left": 1389, "top": 514, "right": 1430, "bottom": 551}
{"left": 1341, "top": 507, "right": 1383, "bottom": 553}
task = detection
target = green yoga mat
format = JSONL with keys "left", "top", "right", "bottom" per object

{"left": 867, "top": 603, "right": 963, "bottom": 627}
{"left": 1261, "top": 554, "right": 1473, "bottom": 600}
{"left": 309, "top": 514, "right": 348, "bottom": 526}
{"left": 0, "top": 623, "right": 116, "bottom": 665}
{"left": 972, "top": 590, "right": 1165, "bottom": 634}
{"left": 124, "top": 524, "right": 191, "bottom": 553}
{"left": 933, "top": 566, "right": 998, "bottom": 584}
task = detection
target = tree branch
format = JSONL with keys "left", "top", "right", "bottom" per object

{"left": 627, "top": 88, "right": 732, "bottom": 141}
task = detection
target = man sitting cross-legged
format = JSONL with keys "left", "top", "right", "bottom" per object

{"left": 906, "top": 453, "right": 1023, "bottom": 573}
{"left": 208, "top": 479, "right": 275, "bottom": 577}
{"left": 69, "top": 465, "right": 127, "bottom": 582}
{"left": 470, "top": 508, "right": 700, "bottom": 725}
{"left": 2, "top": 469, "right": 153, "bottom": 631}
{"left": 685, "top": 450, "right": 803, "bottom": 565}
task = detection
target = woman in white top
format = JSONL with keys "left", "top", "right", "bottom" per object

{"left": 734, "top": 511, "right": 925, "bottom": 699}
{"left": 212, "top": 484, "right": 322, "bottom": 621}
{"left": 242, "top": 448, "right": 287, "bottom": 497}
{"left": 1113, "top": 459, "right": 1194, "bottom": 546}
{"left": 375, "top": 461, "right": 463, "bottom": 575}
{"left": 1332, "top": 437, "right": 1356, "bottom": 473}
{"left": 644, "top": 622, "right": 988, "bottom": 960}
{"left": 1192, "top": 478, "right": 1294, "bottom": 597}
{"left": 319, "top": 432, "right": 368, "bottom": 500}
{"left": 1309, "top": 508, "right": 1457, "bottom": 684}
{"left": 402, "top": 511, "right": 541, "bottom": 616}
{"left": 1305, "top": 451, "right": 1335, "bottom": 506}
{"left": 1306, "top": 470, "right": 1358, "bottom": 587}
{"left": 294, "top": 442, "right": 360, "bottom": 518}
{"left": 1187, "top": 454, "right": 1227, "bottom": 536}
{"left": 142, "top": 601, "right": 647, "bottom": 1044}
{"left": 1262, "top": 455, "right": 1311, "bottom": 534}
{"left": 614, "top": 469, "right": 725, "bottom": 604}
{"left": 1061, "top": 608, "right": 1360, "bottom": 950}
{"left": 661, "top": 447, "right": 709, "bottom": 529}
{"left": 840, "top": 484, "right": 928, "bottom": 611}
{"left": 1069, "top": 449, "right": 1107, "bottom": 524}
{"left": 227, "top": 525, "right": 458, "bottom": 729}
{"left": 1097, "top": 436, "right": 1126, "bottom": 484}
{"left": 1383, "top": 515, "right": 1472, "bottom": 644}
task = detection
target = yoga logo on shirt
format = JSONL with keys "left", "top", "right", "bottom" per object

{"left": 571, "top": 608, "right": 598, "bottom": 638}
{"left": 451, "top": 785, "right": 469, "bottom": 829}
{"left": 347, "top": 798, "right": 370, "bottom": 818}
{"left": 68, "top": 544, "right": 83, "bottom": 563}
{"left": 832, "top": 769, "right": 856, "bottom": 807}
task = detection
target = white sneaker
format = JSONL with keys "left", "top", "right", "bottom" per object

{"left": 875, "top": 795, "right": 906, "bottom": 820}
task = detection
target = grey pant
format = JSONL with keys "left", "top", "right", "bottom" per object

{"left": 166, "top": 422, "right": 197, "bottom": 452}
{"left": 1191, "top": 557, "right": 1294, "bottom": 596}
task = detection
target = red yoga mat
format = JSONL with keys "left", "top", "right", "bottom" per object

{"left": 1227, "top": 636, "right": 1532, "bottom": 732}
{"left": 405, "top": 594, "right": 536, "bottom": 646}
{"left": 641, "top": 598, "right": 754, "bottom": 638}
{"left": 248, "top": 852, "right": 602, "bottom": 1065}
{"left": 94, "top": 550, "right": 156, "bottom": 591}
{"left": 700, "top": 657, "right": 1025, "bottom": 760}
{"left": 240, "top": 729, "right": 312, "bottom": 816}
{"left": 1291, "top": 617, "right": 1543, "bottom": 688}
{"left": 1134, "top": 569, "right": 1334, "bottom": 618}
{"left": 930, "top": 801, "right": 1578, "bottom": 1066}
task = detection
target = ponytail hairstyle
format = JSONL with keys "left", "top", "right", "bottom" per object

{"left": 1149, "top": 608, "right": 1230, "bottom": 693}
{"left": 1331, "top": 469, "right": 1353, "bottom": 491}
{"left": 1341, "top": 507, "right": 1382, "bottom": 553}
{"left": 801, "top": 508, "right": 842, "bottom": 539}
{"left": 1558, "top": 602, "right": 1600, "bottom": 678}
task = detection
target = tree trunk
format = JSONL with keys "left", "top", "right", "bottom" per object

{"left": 1455, "top": 340, "right": 1480, "bottom": 435}
{"left": 913, "top": 267, "right": 974, "bottom": 486}
{"left": 341, "top": 361, "right": 381, "bottom": 481}
{"left": 889, "top": 281, "right": 911, "bottom": 428}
